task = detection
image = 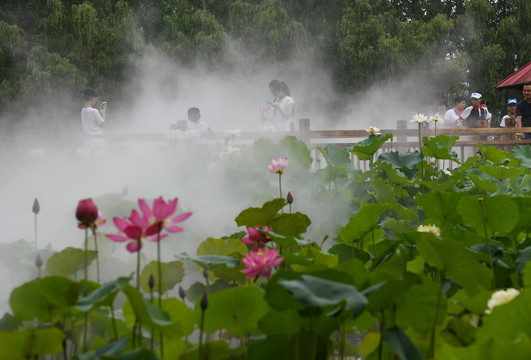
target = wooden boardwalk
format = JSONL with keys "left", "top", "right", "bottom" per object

{"left": 1, "top": 119, "right": 531, "bottom": 170}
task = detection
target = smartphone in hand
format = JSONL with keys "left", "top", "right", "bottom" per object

{"left": 100, "top": 102, "right": 107, "bottom": 110}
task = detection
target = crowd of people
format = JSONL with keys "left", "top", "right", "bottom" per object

{"left": 80, "top": 80, "right": 531, "bottom": 140}
{"left": 440, "top": 82, "right": 531, "bottom": 139}
{"left": 80, "top": 78, "right": 295, "bottom": 137}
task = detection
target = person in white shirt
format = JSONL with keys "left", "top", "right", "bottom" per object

{"left": 444, "top": 96, "right": 466, "bottom": 127}
{"left": 186, "top": 107, "right": 211, "bottom": 133}
{"left": 500, "top": 98, "right": 518, "bottom": 127}
{"left": 81, "top": 88, "right": 106, "bottom": 135}
{"left": 268, "top": 80, "right": 294, "bottom": 131}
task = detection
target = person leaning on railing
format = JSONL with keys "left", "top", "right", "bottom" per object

{"left": 443, "top": 95, "right": 467, "bottom": 127}
{"left": 459, "top": 92, "right": 491, "bottom": 128}
{"left": 516, "top": 82, "right": 531, "bottom": 139}
{"left": 500, "top": 98, "right": 518, "bottom": 128}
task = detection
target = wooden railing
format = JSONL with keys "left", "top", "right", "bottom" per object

{"left": 2, "top": 119, "right": 531, "bottom": 168}
{"left": 297, "top": 118, "right": 531, "bottom": 169}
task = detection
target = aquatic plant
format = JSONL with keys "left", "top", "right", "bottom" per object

{"left": 2, "top": 136, "right": 531, "bottom": 359}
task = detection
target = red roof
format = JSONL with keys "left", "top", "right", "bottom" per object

{"left": 494, "top": 61, "right": 531, "bottom": 90}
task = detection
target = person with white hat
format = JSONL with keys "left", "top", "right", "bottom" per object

{"left": 459, "top": 92, "right": 491, "bottom": 128}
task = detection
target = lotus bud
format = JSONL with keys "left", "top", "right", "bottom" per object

{"left": 32, "top": 198, "right": 40, "bottom": 214}
{"left": 200, "top": 293, "right": 208, "bottom": 310}
{"left": 286, "top": 192, "right": 293, "bottom": 204}
{"left": 148, "top": 274, "right": 155, "bottom": 289}
{"left": 179, "top": 286, "right": 186, "bottom": 300}
{"left": 76, "top": 199, "right": 99, "bottom": 227}
{"left": 35, "top": 254, "right": 43, "bottom": 268}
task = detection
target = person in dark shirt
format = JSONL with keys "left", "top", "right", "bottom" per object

{"left": 516, "top": 82, "right": 531, "bottom": 139}
{"left": 460, "top": 92, "right": 491, "bottom": 128}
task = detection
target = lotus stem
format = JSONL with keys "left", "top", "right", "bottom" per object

{"left": 91, "top": 228, "right": 100, "bottom": 283}
{"left": 199, "top": 307, "right": 205, "bottom": 360}
{"left": 110, "top": 304, "right": 118, "bottom": 339}
{"left": 157, "top": 226, "right": 164, "bottom": 358}
{"left": 479, "top": 198, "right": 496, "bottom": 288}
{"left": 34, "top": 213, "right": 38, "bottom": 250}
{"left": 136, "top": 242, "right": 141, "bottom": 291}
{"left": 278, "top": 173, "right": 282, "bottom": 199}
{"left": 84, "top": 228, "right": 88, "bottom": 281}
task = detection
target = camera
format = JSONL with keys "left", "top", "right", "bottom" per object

{"left": 100, "top": 102, "right": 107, "bottom": 110}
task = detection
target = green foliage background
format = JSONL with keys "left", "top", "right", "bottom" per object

{"left": 0, "top": 0, "right": 529, "bottom": 132}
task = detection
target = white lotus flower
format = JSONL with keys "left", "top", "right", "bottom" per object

{"left": 366, "top": 126, "right": 381, "bottom": 135}
{"left": 411, "top": 113, "right": 428, "bottom": 123}
{"left": 224, "top": 129, "right": 241, "bottom": 138}
{"left": 417, "top": 224, "right": 441, "bottom": 237}
{"left": 485, "top": 288, "right": 520, "bottom": 314}
{"left": 428, "top": 115, "right": 439, "bottom": 123}
{"left": 442, "top": 169, "right": 452, "bottom": 176}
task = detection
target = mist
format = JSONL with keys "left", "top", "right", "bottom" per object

{"left": 0, "top": 40, "right": 447, "bottom": 313}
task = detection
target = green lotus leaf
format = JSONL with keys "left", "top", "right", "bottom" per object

{"left": 116, "top": 347, "right": 161, "bottom": 360}
{"left": 160, "top": 298, "right": 195, "bottom": 338}
{"left": 340, "top": 203, "right": 389, "bottom": 243}
{"left": 195, "top": 286, "right": 269, "bottom": 335}
{"left": 478, "top": 165, "right": 524, "bottom": 181}
{"left": 416, "top": 235, "right": 491, "bottom": 295}
{"left": 382, "top": 326, "right": 424, "bottom": 360}
{"left": 121, "top": 285, "right": 172, "bottom": 331}
{"left": 73, "top": 336, "right": 128, "bottom": 360}
{"left": 278, "top": 274, "right": 368, "bottom": 317}
{"left": 176, "top": 253, "right": 240, "bottom": 268}
{"left": 318, "top": 144, "right": 352, "bottom": 167}
{"left": 457, "top": 195, "right": 519, "bottom": 238}
{"left": 140, "top": 261, "right": 184, "bottom": 294}
{"left": 422, "top": 135, "right": 459, "bottom": 161}
{"left": 512, "top": 144, "right": 531, "bottom": 168}
{"left": 197, "top": 237, "right": 248, "bottom": 257}
{"left": 9, "top": 280, "right": 50, "bottom": 321}
{"left": 415, "top": 191, "right": 467, "bottom": 230}
{"left": 75, "top": 276, "right": 130, "bottom": 312}
{"left": 396, "top": 282, "right": 446, "bottom": 334}
{"left": 378, "top": 151, "right": 423, "bottom": 173}
{"left": 269, "top": 212, "right": 311, "bottom": 238}
{"left": 0, "top": 328, "right": 65, "bottom": 359}
{"left": 279, "top": 135, "right": 313, "bottom": 171}
{"left": 38, "top": 276, "right": 78, "bottom": 308}
{"left": 350, "top": 133, "right": 393, "bottom": 161}
{"left": 178, "top": 340, "right": 230, "bottom": 360}
{"left": 235, "top": 198, "right": 286, "bottom": 228}
{"left": 46, "top": 247, "right": 97, "bottom": 277}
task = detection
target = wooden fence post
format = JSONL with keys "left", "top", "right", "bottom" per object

{"left": 396, "top": 120, "right": 407, "bottom": 153}
{"left": 299, "top": 118, "right": 310, "bottom": 147}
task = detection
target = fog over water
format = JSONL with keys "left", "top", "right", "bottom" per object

{"left": 0, "top": 48, "right": 443, "bottom": 311}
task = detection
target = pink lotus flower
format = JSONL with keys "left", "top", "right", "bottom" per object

{"left": 241, "top": 226, "right": 273, "bottom": 250}
{"left": 139, "top": 197, "right": 192, "bottom": 235}
{"left": 107, "top": 210, "right": 167, "bottom": 253}
{"left": 266, "top": 157, "right": 288, "bottom": 175}
{"left": 240, "top": 247, "right": 284, "bottom": 280}
{"left": 76, "top": 199, "right": 100, "bottom": 229}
